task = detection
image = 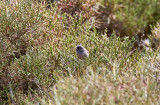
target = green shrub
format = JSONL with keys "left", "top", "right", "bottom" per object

{"left": 0, "top": 0, "right": 159, "bottom": 104}
{"left": 97, "top": 0, "right": 160, "bottom": 37}
{"left": 0, "top": 0, "right": 47, "bottom": 104}
{"left": 118, "top": 0, "right": 160, "bottom": 36}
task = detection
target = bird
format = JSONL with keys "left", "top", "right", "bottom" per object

{"left": 76, "top": 45, "right": 89, "bottom": 59}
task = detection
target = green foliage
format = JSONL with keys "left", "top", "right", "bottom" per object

{"left": 23, "top": 14, "right": 159, "bottom": 104}
{"left": 0, "top": 0, "right": 160, "bottom": 104}
{"left": 0, "top": 0, "right": 47, "bottom": 104}
{"left": 0, "top": 0, "right": 45, "bottom": 62}
{"left": 98, "top": 0, "right": 160, "bottom": 36}
{"left": 117, "top": 0, "right": 160, "bottom": 35}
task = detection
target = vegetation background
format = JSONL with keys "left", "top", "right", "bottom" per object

{"left": 0, "top": 0, "right": 160, "bottom": 104}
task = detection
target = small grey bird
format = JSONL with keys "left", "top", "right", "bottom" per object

{"left": 76, "top": 45, "right": 89, "bottom": 59}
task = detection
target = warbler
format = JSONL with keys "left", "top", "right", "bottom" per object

{"left": 76, "top": 45, "right": 89, "bottom": 59}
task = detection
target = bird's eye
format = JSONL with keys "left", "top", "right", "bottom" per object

{"left": 77, "top": 46, "right": 82, "bottom": 50}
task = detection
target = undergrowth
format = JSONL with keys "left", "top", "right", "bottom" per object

{"left": 0, "top": 0, "right": 160, "bottom": 105}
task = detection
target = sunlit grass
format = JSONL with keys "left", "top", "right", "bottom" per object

{"left": 0, "top": 0, "right": 160, "bottom": 104}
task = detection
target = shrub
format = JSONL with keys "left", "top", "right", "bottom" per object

{"left": 151, "top": 22, "right": 160, "bottom": 49}
{"left": 0, "top": 0, "right": 159, "bottom": 104}
{"left": 117, "top": 0, "right": 160, "bottom": 36}
{"left": 94, "top": 0, "right": 160, "bottom": 37}
{"left": 0, "top": 0, "right": 47, "bottom": 104}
